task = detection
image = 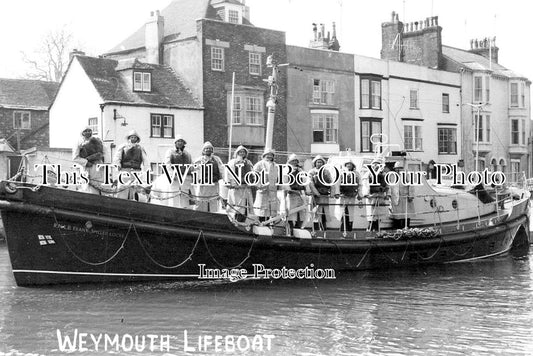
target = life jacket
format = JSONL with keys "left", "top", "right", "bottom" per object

{"left": 121, "top": 145, "right": 143, "bottom": 170}
{"left": 233, "top": 159, "right": 253, "bottom": 182}
{"left": 311, "top": 168, "right": 331, "bottom": 195}
{"left": 169, "top": 149, "right": 192, "bottom": 175}
{"left": 289, "top": 166, "right": 305, "bottom": 191}
{"left": 369, "top": 172, "right": 387, "bottom": 194}
{"left": 80, "top": 137, "right": 103, "bottom": 163}
{"left": 340, "top": 171, "right": 359, "bottom": 197}
{"left": 202, "top": 156, "right": 221, "bottom": 182}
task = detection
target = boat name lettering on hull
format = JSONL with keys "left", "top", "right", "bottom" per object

{"left": 53, "top": 222, "right": 125, "bottom": 238}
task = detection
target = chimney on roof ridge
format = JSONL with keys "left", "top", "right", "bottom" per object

{"left": 69, "top": 49, "right": 85, "bottom": 62}
{"left": 145, "top": 10, "right": 164, "bottom": 65}
{"left": 381, "top": 12, "right": 443, "bottom": 69}
{"left": 309, "top": 22, "right": 339, "bottom": 51}
{"left": 468, "top": 36, "right": 498, "bottom": 64}
{"left": 328, "top": 22, "right": 340, "bottom": 51}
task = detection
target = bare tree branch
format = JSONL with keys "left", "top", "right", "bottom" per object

{"left": 21, "top": 26, "right": 76, "bottom": 82}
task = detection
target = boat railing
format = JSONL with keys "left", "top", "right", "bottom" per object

{"left": 5, "top": 155, "right": 524, "bottom": 237}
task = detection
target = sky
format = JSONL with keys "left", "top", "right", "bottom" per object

{"left": 0, "top": 0, "right": 531, "bottom": 81}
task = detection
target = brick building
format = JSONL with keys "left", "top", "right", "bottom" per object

{"left": 0, "top": 79, "right": 58, "bottom": 151}
{"left": 104, "top": 0, "right": 287, "bottom": 160}
{"left": 286, "top": 42, "right": 355, "bottom": 158}
{"left": 380, "top": 11, "right": 531, "bottom": 178}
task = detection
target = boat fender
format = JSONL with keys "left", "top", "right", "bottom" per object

{"left": 253, "top": 226, "right": 273, "bottom": 236}
{"left": 293, "top": 228, "right": 312, "bottom": 239}
{"left": 4, "top": 183, "right": 17, "bottom": 194}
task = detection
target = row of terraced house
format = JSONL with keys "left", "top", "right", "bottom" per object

{"left": 1, "top": 0, "right": 530, "bottom": 182}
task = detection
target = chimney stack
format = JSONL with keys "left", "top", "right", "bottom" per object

{"left": 381, "top": 13, "right": 443, "bottom": 69}
{"left": 328, "top": 22, "right": 340, "bottom": 51}
{"left": 69, "top": 49, "right": 86, "bottom": 62}
{"left": 468, "top": 36, "right": 498, "bottom": 64}
{"left": 309, "top": 22, "right": 339, "bottom": 51}
{"left": 145, "top": 10, "right": 164, "bottom": 65}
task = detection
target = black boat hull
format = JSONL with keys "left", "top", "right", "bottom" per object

{"left": 0, "top": 183, "right": 530, "bottom": 286}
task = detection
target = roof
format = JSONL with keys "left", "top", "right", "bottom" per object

{"left": 75, "top": 55, "right": 202, "bottom": 109}
{"left": 106, "top": 0, "right": 252, "bottom": 54}
{"left": 442, "top": 45, "right": 528, "bottom": 80}
{"left": 0, "top": 138, "right": 15, "bottom": 153}
{"left": 107, "top": 0, "right": 212, "bottom": 54}
{"left": 0, "top": 79, "right": 59, "bottom": 110}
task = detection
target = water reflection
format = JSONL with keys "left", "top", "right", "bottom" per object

{"left": 0, "top": 243, "right": 533, "bottom": 355}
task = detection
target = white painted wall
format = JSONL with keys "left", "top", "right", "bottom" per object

{"left": 49, "top": 57, "right": 103, "bottom": 150}
{"left": 102, "top": 105, "right": 204, "bottom": 166}
{"left": 354, "top": 55, "right": 461, "bottom": 166}
{"left": 50, "top": 56, "right": 204, "bottom": 168}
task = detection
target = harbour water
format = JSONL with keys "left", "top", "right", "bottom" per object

{"left": 1, "top": 242, "right": 533, "bottom": 356}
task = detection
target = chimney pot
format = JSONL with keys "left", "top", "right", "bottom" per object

{"left": 391, "top": 11, "right": 396, "bottom": 22}
{"left": 150, "top": 11, "right": 154, "bottom": 16}
{"left": 414, "top": 21, "right": 418, "bottom": 30}
{"left": 434, "top": 16, "right": 438, "bottom": 26}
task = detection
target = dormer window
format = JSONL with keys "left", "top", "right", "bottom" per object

{"left": 133, "top": 71, "right": 151, "bottom": 92}
{"left": 212, "top": 2, "right": 243, "bottom": 24}
{"left": 228, "top": 10, "right": 239, "bottom": 23}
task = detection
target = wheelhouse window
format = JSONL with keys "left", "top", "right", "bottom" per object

{"left": 360, "top": 77, "right": 381, "bottom": 109}
{"left": 442, "top": 93, "right": 450, "bottom": 113}
{"left": 249, "top": 52, "right": 261, "bottom": 76}
{"left": 211, "top": 47, "right": 224, "bottom": 71}
{"left": 312, "top": 112, "right": 338, "bottom": 143}
{"left": 360, "top": 118, "right": 382, "bottom": 152}
{"left": 150, "top": 114, "right": 174, "bottom": 138}
{"left": 13, "top": 111, "right": 31, "bottom": 130}
{"left": 404, "top": 124, "right": 422, "bottom": 151}
{"left": 313, "top": 79, "right": 335, "bottom": 105}
{"left": 88, "top": 117, "right": 98, "bottom": 135}
{"left": 133, "top": 71, "right": 151, "bottom": 92}
{"left": 438, "top": 127, "right": 457, "bottom": 154}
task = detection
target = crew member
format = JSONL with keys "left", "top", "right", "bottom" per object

{"left": 113, "top": 130, "right": 148, "bottom": 200}
{"left": 390, "top": 161, "right": 414, "bottom": 228}
{"left": 226, "top": 145, "right": 254, "bottom": 222}
{"left": 363, "top": 158, "right": 388, "bottom": 231}
{"left": 72, "top": 126, "right": 105, "bottom": 194}
{"left": 308, "top": 155, "right": 337, "bottom": 231}
{"left": 283, "top": 154, "right": 308, "bottom": 234}
{"left": 193, "top": 141, "right": 224, "bottom": 212}
{"left": 153, "top": 135, "right": 192, "bottom": 208}
{"left": 253, "top": 149, "right": 279, "bottom": 222}
{"left": 339, "top": 161, "right": 361, "bottom": 232}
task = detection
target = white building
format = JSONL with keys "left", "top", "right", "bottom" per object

{"left": 50, "top": 55, "right": 204, "bottom": 170}
{"left": 442, "top": 43, "right": 531, "bottom": 180}
{"left": 355, "top": 55, "right": 461, "bottom": 166}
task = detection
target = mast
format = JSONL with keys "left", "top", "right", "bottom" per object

{"left": 264, "top": 55, "right": 278, "bottom": 151}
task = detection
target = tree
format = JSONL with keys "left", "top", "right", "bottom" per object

{"left": 21, "top": 27, "right": 74, "bottom": 82}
